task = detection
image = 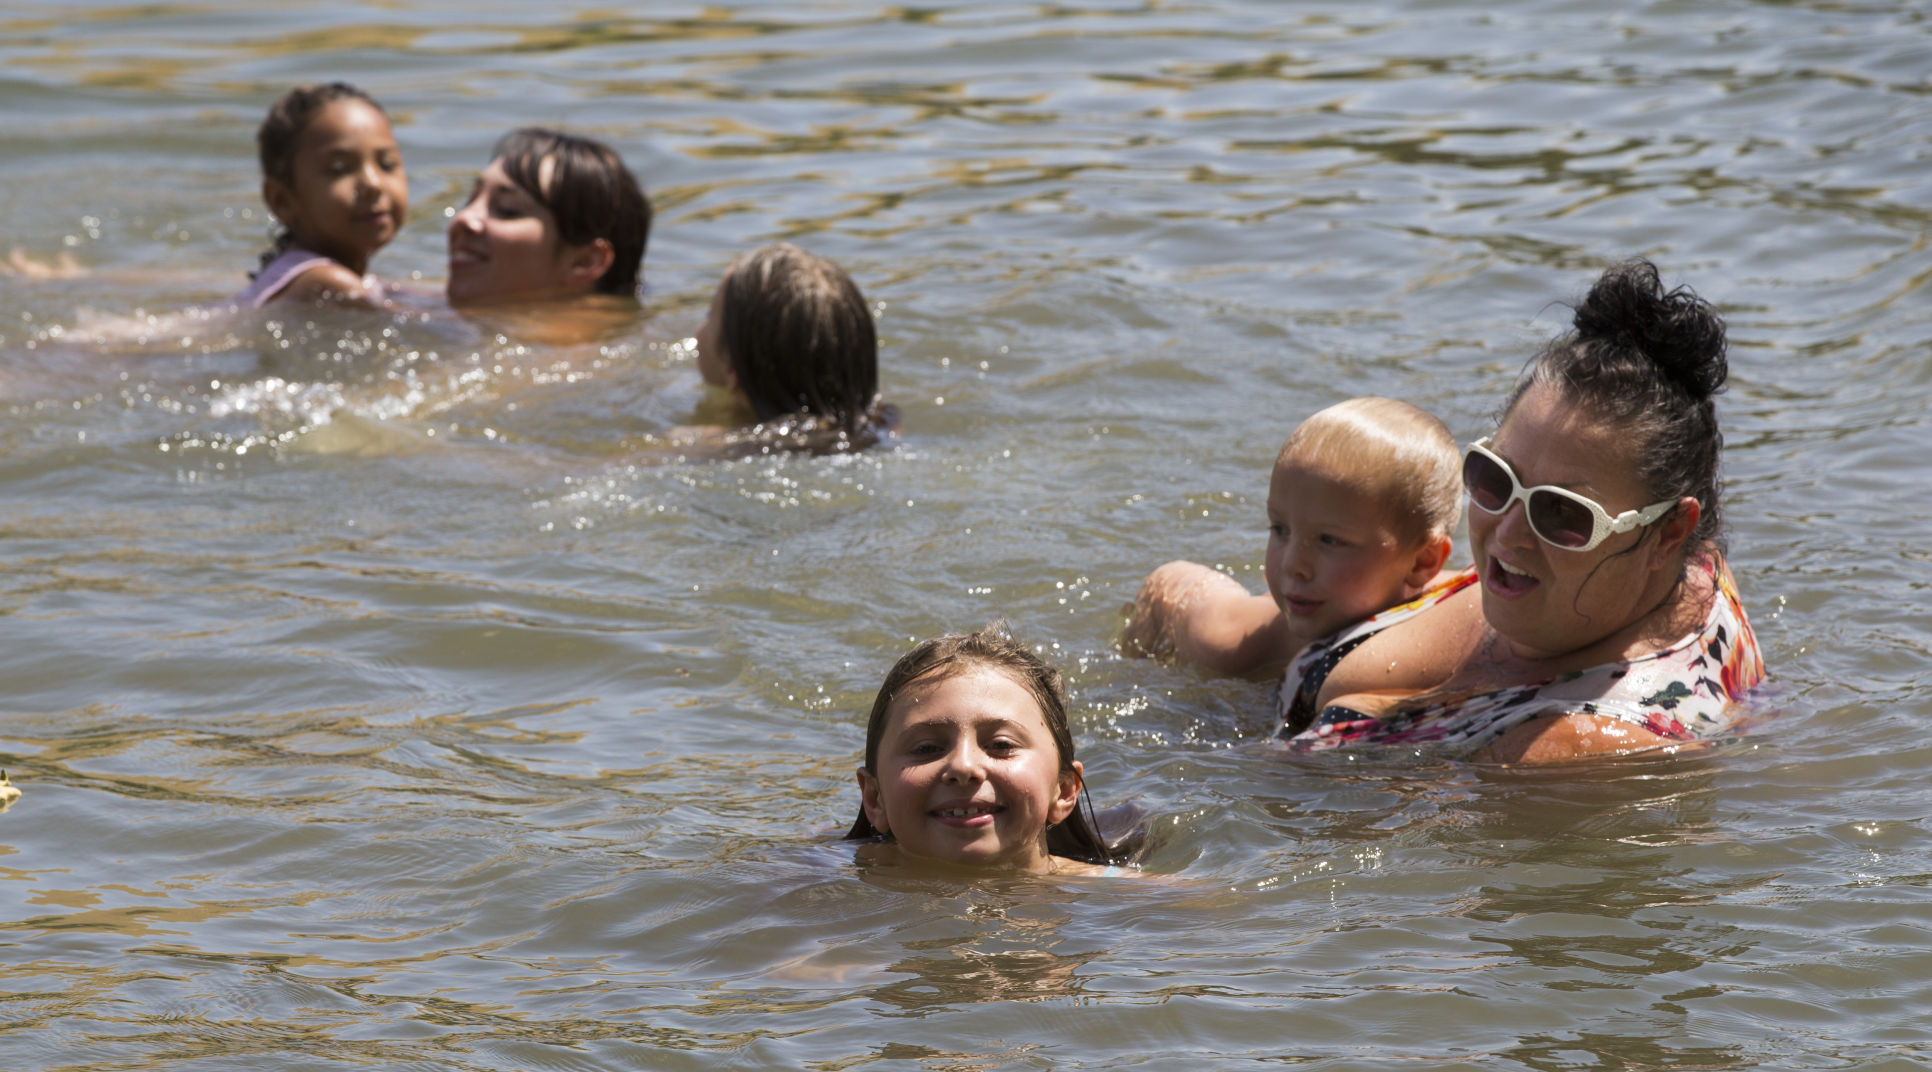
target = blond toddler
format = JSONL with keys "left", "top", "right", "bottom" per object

{"left": 1122, "top": 397, "right": 1462, "bottom": 677}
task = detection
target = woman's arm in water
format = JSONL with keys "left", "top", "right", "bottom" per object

{"left": 1307, "top": 696, "right": 1682, "bottom": 763}
{"left": 1475, "top": 713, "right": 1677, "bottom": 763}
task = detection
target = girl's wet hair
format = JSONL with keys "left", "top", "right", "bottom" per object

{"left": 253, "top": 81, "right": 385, "bottom": 273}
{"left": 715, "top": 243, "right": 896, "bottom": 454}
{"left": 490, "top": 127, "right": 651, "bottom": 296}
{"left": 1507, "top": 258, "right": 1729, "bottom": 553}
{"left": 844, "top": 626, "right": 1115, "bottom": 866}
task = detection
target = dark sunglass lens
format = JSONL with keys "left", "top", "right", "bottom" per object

{"left": 1463, "top": 452, "right": 1512, "bottom": 511}
{"left": 1529, "top": 491, "right": 1596, "bottom": 548}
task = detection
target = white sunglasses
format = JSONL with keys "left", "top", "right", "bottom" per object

{"left": 1462, "top": 438, "right": 1677, "bottom": 552}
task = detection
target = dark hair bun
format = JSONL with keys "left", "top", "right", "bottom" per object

{"left": 1572, "top": 259, "right": 1727, "bottom": 401}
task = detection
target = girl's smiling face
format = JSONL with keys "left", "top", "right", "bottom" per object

{"left": 446, "top": 156, "right": 592, "bottom": 305}
{"left": 857, "top": 665, "right": 1082, "bottom": 873}
{"left": 263, "top": 98, "right": 407, "bottom": 274}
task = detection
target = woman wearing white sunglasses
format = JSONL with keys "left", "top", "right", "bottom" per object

{"left": 1279, "top": 260, "right": 1764, "bottom": 762}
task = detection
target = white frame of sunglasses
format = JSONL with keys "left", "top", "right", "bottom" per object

{"left": 1463, "top": 438, "right": 1678, "bottom": 552}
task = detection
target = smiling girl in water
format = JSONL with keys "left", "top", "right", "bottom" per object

{"left": 445, "top": 127, "right": 650, "bottom": 307}
{"left": 845, "top": 628, "right": 1120, "bottom": 875}
{"left": 238, "top": 83, "right": 406, "bottom": 307}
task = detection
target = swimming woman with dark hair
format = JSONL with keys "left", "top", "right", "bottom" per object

{"left": 1278, "top": 259, "right": 1764, "bottom": 761}
{"left": 446, "top": 127, "right": 650, "bottom": 306}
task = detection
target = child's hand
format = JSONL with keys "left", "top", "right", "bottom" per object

{"left": 2, "top": 247, "right": 86, "bottom": 280}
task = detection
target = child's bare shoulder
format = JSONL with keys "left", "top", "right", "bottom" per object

{"left": 279, "top": 260, "right": 375, "bottom": 304}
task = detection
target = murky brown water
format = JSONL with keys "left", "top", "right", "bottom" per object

{"left": 3, "top": 2, "right": 1930, "bottom": 1068}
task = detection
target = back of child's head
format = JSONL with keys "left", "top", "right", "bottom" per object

{"left": 490, "top": 128, "right": 650, "bottom": 296}
{"left": 1280, "top": 396, "right": 1462, "bottom": 546}
{"left": 843, "top": 625, "right": 1113, "bottom": 865}
{"left": 716, "top": 243, "right": 883, "bottom": 442}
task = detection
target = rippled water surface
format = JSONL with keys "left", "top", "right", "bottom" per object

{"left": 3, "top": 1, "right": 1930, "bottom": 1068}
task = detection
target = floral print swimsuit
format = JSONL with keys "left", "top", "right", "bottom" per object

{"left": 1279, "top": 558, "right": 1765, "bottom": 755}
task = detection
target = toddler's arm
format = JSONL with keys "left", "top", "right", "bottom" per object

{"left": 1120, "top": 560, "right": 1291, "bottom": 677}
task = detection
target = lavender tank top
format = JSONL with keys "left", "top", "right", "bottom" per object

{"left": 235, "top": 248, "right": 387, "bottom": 307}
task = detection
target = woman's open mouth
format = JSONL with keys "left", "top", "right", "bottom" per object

{"left": 1485, "top": 555, "right": 1539, "bottom": 597}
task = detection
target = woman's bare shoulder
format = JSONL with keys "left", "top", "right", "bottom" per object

{"left": 1315, "top": 583, "right": 1486, "bottom": 708}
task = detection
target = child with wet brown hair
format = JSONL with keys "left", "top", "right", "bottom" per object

{"left": 693, "top": 243, "right": 897, "bottom": 453}
{"left": 845, "top": 627, "right": 1118, "bottom": 875}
